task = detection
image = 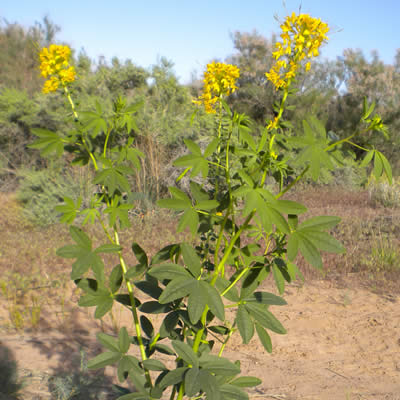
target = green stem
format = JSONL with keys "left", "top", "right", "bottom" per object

{"left": 63, "top": 86, "right": 78, "bottom": 120}
{"left": 175, "top": 381, "right": 185, "bottom": 400}
{"left": 218, "top": 326, "right": 235, "bottom": 357}
{"left": 114, "top": 230, "right": 152, "bottom": 387}
{"left": 103, "top": 125, "right": 112, "bottom": 158}
{"left": 275, "top": 165, "right": 309, "bottom": 200}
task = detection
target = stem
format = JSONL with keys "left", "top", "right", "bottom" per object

{"left": 103, "top": 125, "right": 112, "bottom": 158}
{"left": 275, "top": 165, "right": 309, "bottom": 199}
{"left": 63, "top": 86, "right": 78, "bottom": 120}
{"left": 218, "top": 326, "right": 235, "bottom": 357}
{"left": 114, "top": 230, "right": 152, "bottom": 387}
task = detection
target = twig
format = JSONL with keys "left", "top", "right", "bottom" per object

{"left": 325, "top": 367, "right": 350, "bottom": 380}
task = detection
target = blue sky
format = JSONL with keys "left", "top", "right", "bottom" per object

{"left": 1, "top": 0, "right": 399, "bottom": 83}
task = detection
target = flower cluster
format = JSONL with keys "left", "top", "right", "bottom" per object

{"left": 266, "top": 12, "right": 329, "bottom": 90}
{"left": 194, "top": 62, "right": 240, "bottom": 113}
{"left": 39, "top": 44, "right": 76, "bottom": 93}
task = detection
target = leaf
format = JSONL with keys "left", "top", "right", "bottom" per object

{"left": 199, "top": 354, "right": 241, "bottom": 376}
{"left": 230, "top": 376, "right": 262, "bottom": 388}
{"left": 87, "top": 351, "right": 121, "bottom": 369}
{"left": 298, "top": 216, "right": 341, "bottom": 230}
{"left": 142, "top": 359, "right": 167, "bottom": 371}
{"left": 255, "top": 322, "right": 272, "bottom": 353}
{"left": 272, "top": 264, "right": 285, "bottom": 294}
{"left": 118, "top": 327, "right": 131, "bottom": 353}
{"left": 94, "top": 297, "right": 113, "bottom": 319}
{"left": 302, "top": 230, "right": 345, "bottom": 254}
{"left": 109, "top": 264, "right": 123, "bottom": 293}
{"left": 158, "top": 277, "right": 197, "bottom": 304}
{"left": 69, "top": 226, "right": 92, "bottom": 249}
{"left": 117, "top": 355, "right": 143, "bottom": 382}
{"left": 188, "top": 282, "right": 207, "bottom": 324}
{"left": 148, "top": 263, "right": 191, "bottom": 281}
{"left": 297, "top": 232, "right": 322, "bottom": 269}
{"left": 177, "top": 208, "right": 199, "bottom": 236}
{"left": 172, "top": 340, "right": 199, "bottom": 367}
{"left": 245, "top": 303, "right": 286, "bottom": 334}
{"left": 198, "top": 370, "right": 220, "bottom": 400}
{"left": 159, "top": 367, "right": 188, "bottom": 389}
{"left": 236, "top": 304, "right": 254, "bottom": 344}
{"left": 97, "top": 332, "right": 119, "bottom": 352}
{"left": 181, "top": 243, "right": 202, "bottom": 278}
{"left": 220, "top": 384, "right": 249, "bottom": 400}
{"left": 244, "top": 291, "right": 287, "bottom": 306}
{"left": 184, "top": 366, "right": 202, "bottom": 397}
{"left": 95, "top": 244, "right": 123, "bottom": 254}
{"left": 360, "top": 149, "right": 374, "bottom": 167}
{"left": 274, "top": 200, "right": 307, "bottom": 215}
{"left": 200, "top": 281, "right": 225, "bottom": 321}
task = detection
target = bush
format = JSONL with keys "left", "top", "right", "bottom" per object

{"left": 17, "top": 165, "right": 95, "bottom": 226}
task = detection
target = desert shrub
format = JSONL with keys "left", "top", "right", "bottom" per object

{"left": 16, "top": 165, "right": 95, "bottom": 226}
{"left": 368, "top": 175, "right": 400, "bottom": 208}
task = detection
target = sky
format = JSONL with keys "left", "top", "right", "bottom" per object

{"left": 1, "top": 0, "right": 399, "bottom": 84}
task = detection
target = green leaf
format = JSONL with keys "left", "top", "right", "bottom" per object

{"left": 204, "top": 138, "right": 219, "bottom": 158}
{"left": 220, "top": 384, "right": 249, "bottom": 400}
{"left": 184, "top": 139, "right": 202, "bottom": 156}
{"left": 214, "top": 277, "right": 239, "bottom": 302}
{"left": 196, "top": 200, "right": 219, "bottom": 211}
{"left": 181, "top": 243, "right": 202, "bottom": 278}
{"left": 376, "top": 151, "right": 392, "bottom": 184}
{"left": 94, "top": 296, "right": 113, "bottom": 319}
{"left": 255, "top": 322, "right": 272, "bottom": 353}
{"left": 244, "top": 291, "right": 287, "bottom": 306}
{"left": 184, "top": 366, "right": 202, "bottom": 397}
{"left": 297, "top": 232, "right": 322, "bottom": 269}
{"left": 302, "top": 230, "right": 345, "bottom": 253}
{"left": 360, "top": 149, "right": 374, "bottom": 167}
{"left": 158, "top": 277, "right": 196, "bottom": 304}
{"left": 117, "top": 355, "right": 143, "bottom": 382}
{"left": 97, "top": 332, "right": 119, "bottom": 352}
{"left": 177, "top": 208, "right": 199, "bottom": 236}
{"left": 188, "top": 282, "right": 207, "bottom": 324}
{"left": 148, "top": 263, "right": 191, "bottom": 281}
{"left": 200, "top": 281, "right": 225, "bottom": 321}
{"left": 199, "top": 354, "right": 240, "bottom": 376}
{"left": 109, "top": 264, "right": 123, "bottom": 293}
{"left": 142, "top": 359, "right": 167, "bottom": 371}
{"left": 87, "top": 351, "right": 121, "bottom": 369}
{"left": 245, "top": 303, "right": 286, "bottom": 334}
{"left": 172, "top": 340, "right": 199, "bottom": 367}
{"left": 118, "top": 327, "right": 130, "bottom": 353}
{"left": 298, "top": 216, "right": 341, "bottom": 230}
{"left": 230, "top": 376, "right": 262, "bottom": 388}
{"left": 95, "top": 244, "right": 123, "bottom": 254}
{"left": 272, "top": 264, "right": 285, "bottom": 295}
{"left": 236, "top": 304, "right": 254, "bottom": 344}
{"left": 159, "top": 367, "right": 188, "bottom": 389}
{"left": 29, "top": 128, "right": 64, "bottom": 158}
{"left": 69, "top": 225, "right": 92, "bottom": 249}
{"left": 198, "top": 370, "right": 220, "bottom": 400}
{"left": 274, "top": 200, "right": 307, "bottom": 215}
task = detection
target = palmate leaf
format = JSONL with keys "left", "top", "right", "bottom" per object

{"left": 288, "top": 215, "right": 344, "bottom": 269}
{"left": 54, "top": 196, "right": 82, "bottom": 224}
{"left": 200, "top": 280, "right": 225, "bottom": 321}
{"left": 93, "top": 166, "right": 132, "bottom": 195}
{"left": 29, "top": 128, "right": 64, "bottom": 158}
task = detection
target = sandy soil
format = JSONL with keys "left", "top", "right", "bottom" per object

{"left": 1, "top": 279, "right": 399, "bottom": 400}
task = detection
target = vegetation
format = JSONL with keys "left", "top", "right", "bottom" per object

{"left": 1, "top": 11, "right": 399, "bottom": 400}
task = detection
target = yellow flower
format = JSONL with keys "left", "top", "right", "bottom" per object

{"left": 39, "top": 44, "right": 75, "bottom": 93}
{"left": 266, "top": 12, "right": 329, "bottom": 90}
{"left": 194, "top": 62, "right": 240, "bottom": 114}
